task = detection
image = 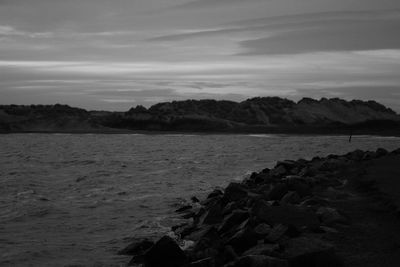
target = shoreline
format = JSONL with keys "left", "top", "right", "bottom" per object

{"left": 1, "top": 129, "right": 400, "bottom": 137}
{"left": 120, "top": 148, "right": 400, "bottom": 267}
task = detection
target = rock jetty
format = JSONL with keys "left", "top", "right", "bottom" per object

{"left": 120, "top": 148, "right": 400, "bottom": 267}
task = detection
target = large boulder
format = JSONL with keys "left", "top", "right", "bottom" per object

{"left": 319, "top": 158, "right": 349, "bottom": 172}
{"left": 227, "top": 227, "right": 259, "bottom": 254}
{"left": 266, "top": 183, "right": 289, "bottom": 201}
{"left": 185, "top": 225, "right": 213, "bottom": 242}
{"left": 189, "top": 257, "right": 214, "bottom": 267}
{"left": 391, "top": 148, "right": 400, "bottom": 155}
{"left": 208, "top": 189, "right": 224, "bottom": 199}
{"left": 194, "top": 227, "right": 222, "bottom": 252}
{"left": 251, "top": 199, "right": 271, "bottom": 217}
{"left": 242, "top": 243, "right": 280, "bottom": 257}
{"left": 223, "top": 183, "right": 248, "bottom": 202}
{"left": 201, "top": 203, "right": 224, "bottom": 225}
{"left": 218, "top": 210, "right": 249, "bottom": 234}
{"left": 177, "top": 225, "right": 199, "bottom": 240}
{"left": 362, "top": 151, "right": 376, "bottom": 160}
{"left": 204, "top": 245, "right": 238, "bottom": 266}
{"left": 253, "top": 223, "right": 271, "bottom": 237}
{"left": 316, "top": 207, "right": 348, "bottom": 226}
{"left": 254, "top": 203, "right": 319, "bottom": 230}
{"left": 375, "top": 148, "right": 388, "bottom": 157}
{"left": 283, "top": 177, "right": 312, "bottom": 198}
{"left": 201, "top": 196, "right": 222, "bottom": 209}
{"left": 270, "top": 165, "right": 288, "bottom": 178}
{"left": 144, "top": 236, "right": 187, "bottom": 267}
{"left": 222, "top": 201, "right": 240, "bottom": 215}
{"left": 300, "top": 196, "right": 329, "bottom": 208}
{"left": 230, "top": 255, "right": 288, "bottom": 267}
{"left": 276, "top": 160, "right": 299, "bottom": 173}
{"left": 255, "top": 184, "right": 272, "bottom": 195}
{"left": 280, "top": 191, "right": 301, "bottom": 205}
{"left": 252, "top": 172, "right": 274, "bottom": 185}
{"left": 280, "top": 236, "right": 343, "bottom": 267}
{"left": 265, "top": 224, "right": 288, "bottom": 243}
{"left": 346, "top": 149, "right": 365, "bottom": 161}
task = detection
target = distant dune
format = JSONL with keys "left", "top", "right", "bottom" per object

{"left": 1, "top": 97, "right": 400, "bottom": 134}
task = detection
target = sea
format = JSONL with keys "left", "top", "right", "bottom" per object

{"left": 1, "top": 133, "right": 400, "bottom": 266}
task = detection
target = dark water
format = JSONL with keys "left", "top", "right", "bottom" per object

{"left": 1, "top": 133, "right": 400, "bottom": 266}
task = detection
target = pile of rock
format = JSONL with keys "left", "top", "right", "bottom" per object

{"left": 120, "top": 148, "right": 400, "bottom": 267}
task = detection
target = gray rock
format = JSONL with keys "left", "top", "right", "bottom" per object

{"left": 347, "top": 149, "right": 365, "bottom": 161}
{"left": 391, "top": 148, "right": 400, "bottom": 155}
{"left": 283, "top": 177, "right": 312, "bottom": 198}
{"left": 144, "top": 236, "right": 187, "bottom": 267}
{"left": 194, "top": 227, "right": 222, "bottom": 252}
{"left": 276, "top": 160, "right": 298, "bottom": 171}
{"left": 316, "top": 207, "right": 348, "bottom": 226}
{"left": 190, "top": 257, "right": 214, "bottom": 267}
{"left": 227, "top": 227, "right": 258, "bottom": 254}
{"left": 265, "top": 224, "right": 288, "bottom": 243}
{"left": 254, "top": 203, "right": 319, "bottom": 230}
{"left": 223, "top": 183, "right": 248, "bottom": 202}
{"left": 208, "top": 189, "right": 223, "bottom": 199}
{"left": 201, "top": 203, "right": 223, "bottom": 225}
{"left": 376, "top": 148, "right": 388, "bottom": 157}
{"left": 362, "top": 151, "right": 376, "bottom": 160}
{"left": 185, "top": 226, "right": 213, "bottom": 242}
{"left": 281, "top": 236, "right": 343, "bottom": 267}
{"left": 280, "top": 191, "right": 301, "bottom": 205}
{"left": 266, "top": 183, "right": 289, "bottom": 201}
{"left": 253, "top": 173, "right": 274, "bottom": 185}
{"left": 322, "top": 187, "right": 351, "bottom": 200}
{"left": 231, "top": 255, "right": 288, "bottom": 267}
{"left": 222, "top": 201, "right": 239, "bottom": 215}
{"left": 254, "top": 223, "right": 271, "bottom": 237}
{"left": 270, "top": 165, "right": 287, "bottom": 178}
{"left": 218, "top": 210, "right": 249, "bottom": 234}
{"left": 242, "top": 243, "right": 280, "bottom": 257}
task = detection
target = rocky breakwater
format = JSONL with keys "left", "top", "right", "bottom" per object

{"left": 120, "top": 147, "right": 400, "bottom": 267}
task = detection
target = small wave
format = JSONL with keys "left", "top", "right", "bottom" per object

{"left": 163, "top": 134, "right": 199, "bottom": 137}
{"left": 133, "top": 217, "right": 171, "bottom": 233}
{"left": 1, "top": 206, "right": 52, "bottom": 222}
{"left": 127, "top": 194, "right": 161, "bottom": 201}
{"left": 369, "top": 135, "right": 400, "bottom": 140}
{"left": 114, "top": 133, "right": 144, "bottom": 136}
{"left": 248, "top": 134, "right": 273, "bottom": 138}
{"left": 232, "top": 170, "right": 253, "bottom": 181}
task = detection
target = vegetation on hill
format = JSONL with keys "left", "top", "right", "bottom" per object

{"left": 1, "top": 97, "right": 399, "bottom": 134}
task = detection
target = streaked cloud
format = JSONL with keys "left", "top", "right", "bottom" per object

{"left": 239, "top": 18, "right": 400, "bottom": 55}
{"left": 1, "top": 0, "right": 400, "bottom": 111}
{"left": 0, "top": 25, "right": 52, "bottom": 38}
{"left": 175, "top": 0, "right": 262, "bottom": 9}
{"left": 148, "top": 9, "right": 400, "bottom": 56}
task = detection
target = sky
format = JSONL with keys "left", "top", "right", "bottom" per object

{"left": 0, "top": 0, "right": 400, "bottom": 111}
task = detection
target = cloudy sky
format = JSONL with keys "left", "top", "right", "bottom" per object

{"left": 1, "top": 0, "right": 400, "bottom": 111}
